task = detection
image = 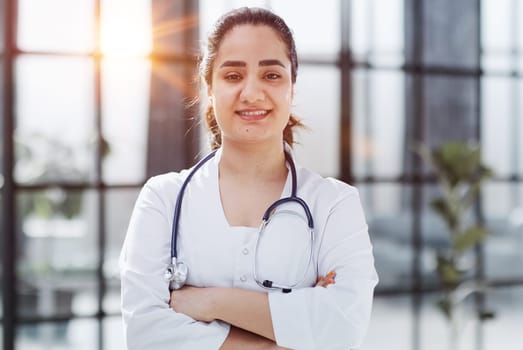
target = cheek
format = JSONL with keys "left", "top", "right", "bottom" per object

{"left": 212, "top": 87, "right": 238, "bottom": 108}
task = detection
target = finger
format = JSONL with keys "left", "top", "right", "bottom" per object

{"left": 324, "top": 278, "right": 334, "bottom": 286}
{"left": 319, "top": 273, "right": 336, "bottom": 287}
{"left": 316, "top": 279, "right": 329, "bottom": 287}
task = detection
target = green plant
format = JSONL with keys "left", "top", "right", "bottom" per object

{"left": 416, "top": 141, "right": 494, "bottom": 321}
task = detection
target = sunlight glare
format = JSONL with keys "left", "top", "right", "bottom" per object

{"left": 100, "top": 0, "right": 152, "bottom": 57}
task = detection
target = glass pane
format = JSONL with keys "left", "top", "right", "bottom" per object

{"left": 17, "top": 0, "right": 95, "bottom": 53}
{"left": 520, "top": 7, "right": 523, "bottom": 73}
{"left": 353, "top": 69, "right": 405, "bottom": 178}
{"left": 102, "top": 58, "right": 150, "bottom": 184}
{"left": 364, "top": 295, "right": 413, "bottom": 350}
{"left": 15, "top": 55, "right": 96, "bottom": 184}
{"left": 272, "top": 0, "right": 340, "bottom": 59}
{"left": 481, "top": 76, "right": 522, "bottom": 177}
{"left": 483, "top": 182, "right": 523, "bottom": 280}
{"left": 518, "top": 79, "right": 523, "bottom": 175}
{"left": 16, "top": 319, "right": 99, "bottom": 350}
{"left": 481, "top": 0, "right": 513, "bottom": 72}
{"left": 352, "top": 0, "right": 405, "bottom": 66}
{"left": 422, "top": 1, "right": 479, "bottom": 69}
{"left": 358, "top": 183, "right": 413, "bottom": 290}
{"left": 423, "top": 75, "right": 478, "bottom": 155}
{"left": 200, "top": 0, "right": 339, "bottom": 59}
{"left": 292, "top": 65, "right": 340, "bottom": 177}
{"left": 16, "top": 190, "right": 99, "bottom": 318}
{"left": 147, "top": 61, "right": 198, "bottom": 176}
{"left": 103, "top": 189, "right": 140, "bottom": 314}
{"left": 351, "top": 0, "right": 368, "bottom": 59}
{"left": 482, "top": 53, "right": 515, "bottom": 73}
{"left": 484, "top": 287, "right": 523, "bottom": 349}
{"left": 420, "top": 292, "right": 478, "bottom": 350}
{"left": 101, "top": 0, "right": 152, "bottom": 57}
{"left": 199, "top": 0, "right": 272, "bottom": 43}
{"left": 103, "top": 316, "right": 125, "bottom": 350}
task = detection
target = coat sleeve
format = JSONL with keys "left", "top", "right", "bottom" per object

{"left": 119, "top": 177, "right": 230, "bottom": 350}
{"left": 268, "top": 189, "right": 379, "bottom": 350}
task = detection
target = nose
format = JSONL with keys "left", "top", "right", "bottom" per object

{"left": 239, "top": 76, "right": 265, "bottom": 103}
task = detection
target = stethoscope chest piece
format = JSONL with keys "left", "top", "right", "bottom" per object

{"left": 164, "top": 257, "right": 188, "bottom": 290}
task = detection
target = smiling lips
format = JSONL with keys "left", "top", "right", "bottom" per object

{"left": 236, "top": 109, "right": 270, "bottom": 121}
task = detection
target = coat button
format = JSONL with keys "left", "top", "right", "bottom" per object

{"left": 240, "top": 275, "right": 247, "bottom": 282}
{"left": 242, "top": 248, "right": 249, "bottom": 255}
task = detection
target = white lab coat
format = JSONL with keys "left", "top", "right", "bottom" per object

{"left": 120, "top": 147, "right": 378, "bottom": 350}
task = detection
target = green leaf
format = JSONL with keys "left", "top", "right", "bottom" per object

{"left": 432, "top": 142, "right": 472, "bottom": 186}
{"left": 60, "top": 191, "right": 83, "bottom": 219}
{"left": 101, "top": 135, "right": 112, "bottom": 159}
{"left": 431, "top": 198, "right": 458, "bottom": 230}
{"left": 437, "top": 298, "right": 453, "bottom": 320}
{"left": 428, "top": 141, "right": 492, "bottom": 188}
{"left": 478, "top": 309, "right": 496, "bottom": 321}
{"left": 33, "top": 193, "right": 53, "bottom": 218}
{"left": 453, "top": 226, "right": 489, "bottom": 253}
{"left": 436, "top": 255, "right": 463, "bottom": 288}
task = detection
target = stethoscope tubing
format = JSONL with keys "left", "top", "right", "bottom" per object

{"left": 168, "top": 148, "right": 315, "bottom": 292}
{"left": 170, "top": 150, "right": 217, "bottom": 259}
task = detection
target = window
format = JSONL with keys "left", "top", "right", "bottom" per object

{"left": 2, "top": 1, "right": 522, "bottom": 349}
{"left": 2, "top": 1, "right": 197, "bottom": 349}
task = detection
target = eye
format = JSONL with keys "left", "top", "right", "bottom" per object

{"left": 224, "top": 72, "right": 242, "bottom": 81}
{"left": 265, "top": 72, "right": 281, "bottom": 80}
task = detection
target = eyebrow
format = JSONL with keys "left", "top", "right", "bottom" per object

{"left": 219, "top": 59, "right": 286, "bottom": 68}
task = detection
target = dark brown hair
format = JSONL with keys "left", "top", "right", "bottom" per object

{"left": 200, "top": 7, "right": 303, "bottom": 150}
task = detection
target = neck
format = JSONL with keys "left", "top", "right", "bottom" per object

{"left": 219, "top": 140, "right": 287, "bottom": 181}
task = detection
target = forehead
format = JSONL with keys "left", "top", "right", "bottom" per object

{"left": 215, "top": 24, "right": 289, "bottom": 64}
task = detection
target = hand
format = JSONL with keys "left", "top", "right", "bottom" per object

{"left": 169, "top": 286, "right": 216, "bottom": 322}
{"left": 220, "top": 327, "right": 291, "bottom": 350}
{"left": 315, "top": 271, "right": 336, "bottom": 287}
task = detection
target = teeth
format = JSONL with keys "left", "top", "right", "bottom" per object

{"left": 239, "top": 110, "right": 267, "bottom": 116}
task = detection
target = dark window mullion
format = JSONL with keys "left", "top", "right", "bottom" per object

{"left": 509, "top": 0, "right": 521, "bottom": 186}
{"left": 407, "top": 0, "right": 425, "bottom": 349}
{"left": 2, "top": 0, "right": 18, "bottom": 349}
{"left": 474, "top": 1, "right": 487, "bottom": 350}
{"left": 93, "top": 0, "right": 106, "bottom": 349}
{"left": 340, "top": 0, "right": 353, "bottom": 183}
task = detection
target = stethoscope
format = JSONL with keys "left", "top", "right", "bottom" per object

{"left": 164, "top": 149, "right": 314, "bottom": 293}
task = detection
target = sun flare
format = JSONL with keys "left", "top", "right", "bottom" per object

{"left": 100, "top": 0, "right": 152, "bottom": 57}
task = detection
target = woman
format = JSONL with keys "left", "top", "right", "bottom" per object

{"left": 120, "top": 7, "right": 378, "bottom": 350}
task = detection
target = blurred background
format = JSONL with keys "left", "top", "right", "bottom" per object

{"left": 1, "top": 0, "right": 522, "bottom": 349}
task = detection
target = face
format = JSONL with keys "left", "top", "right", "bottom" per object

{"left": 208, "top": 25, "right": 294, "bottom": 147}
